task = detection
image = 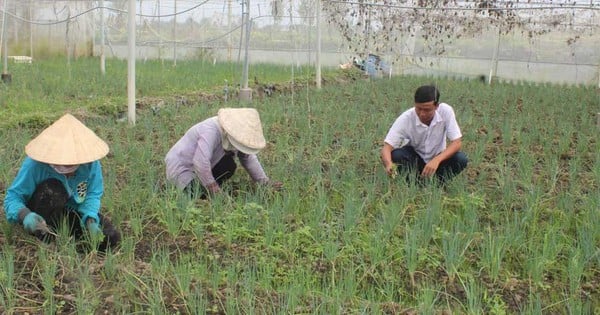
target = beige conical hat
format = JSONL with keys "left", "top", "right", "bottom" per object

{"left": 25, "top": 114, "right": 109, "bottom": 165}
{"left": 218, "top": 108, "right": 266, "bottom": 154}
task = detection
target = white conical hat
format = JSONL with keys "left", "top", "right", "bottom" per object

{"left": 25, "top": 114, "right": 109, "bottom": 165}
{"left": 218, "top": 108, "right": 266, "bottom": 154}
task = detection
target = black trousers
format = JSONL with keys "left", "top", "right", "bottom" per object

{"left": 27, "top": 178, "right": 121, "bottom": 252}
{"left": 185, "top": 153, "right": 237, "bottom": 198}
{"left": 391, "top": 146, "right": 468, "bottom": 185}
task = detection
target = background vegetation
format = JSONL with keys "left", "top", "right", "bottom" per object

{"left": 0, "top": 58, "right": 599, "bottom": 314}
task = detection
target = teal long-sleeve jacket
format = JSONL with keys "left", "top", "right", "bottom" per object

{"left": 4, "top": 157, "right": 104, "bottom": 226}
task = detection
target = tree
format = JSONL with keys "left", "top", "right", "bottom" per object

{"left": 322, "top": 0, "right": 599, "bottom": 67}
{"left": 271, "top": 0, "right": 284, "bottom": 24}
{"left": 269, "top": 0, "right": 318, "bottom": 26}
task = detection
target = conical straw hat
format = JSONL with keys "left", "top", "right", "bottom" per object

{"left": 218, "top": 108, "right": 266, "bottom": 154}
{"left": 25, "top": 114, "right": 109, "bottom": 165}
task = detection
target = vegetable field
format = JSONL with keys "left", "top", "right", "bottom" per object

{"left": 0, "top": 59, "right": 599, "bottom": 314}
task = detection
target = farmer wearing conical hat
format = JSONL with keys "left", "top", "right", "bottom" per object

{"left": 4, "top": 114, "right": 120, "bottom": 251}
{"left": 165, "top": 108, "right": 282, "bottom": 197}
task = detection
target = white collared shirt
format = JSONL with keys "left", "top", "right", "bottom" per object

{"left": 384, "top": 103, "right": 462, "bottom": 162}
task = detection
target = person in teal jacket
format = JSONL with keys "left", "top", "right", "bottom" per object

{"left": 4, "top": 113, "right": 120, "bottom": 252}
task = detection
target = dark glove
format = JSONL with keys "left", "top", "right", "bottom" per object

{"left": 19, "top": 208, "right": 48, "bottom": 235}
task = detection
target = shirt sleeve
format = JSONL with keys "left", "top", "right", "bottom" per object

{"left": 443, "top": 105, "right": 462, "bottom": 141}
{"left": 384, "top": 113, "right": 410, "bottom": 148}
{"left": 77, "top": 161, "right": 103, "bottom": 225}
{"left": 3, "top": 158, "right": 39, "bottom": 223}
{"left": 192, "top": 134, "right": 219, "bottom": 187}
{"left": 237, "top": 153, "right": 269, "bottom": 184}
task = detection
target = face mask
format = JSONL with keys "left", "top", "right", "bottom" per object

{"left": 221, "top": 129, "right": 235, "bottom": 152}
{"left": 222, "top": 136, "right": 235, "bottom": 152}
{"left": 51, "top": 164, "right": 79, "bottom": 174}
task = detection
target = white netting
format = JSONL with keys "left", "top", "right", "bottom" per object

{"left": 1, "top": 0, "right": 599, "bottom": 85}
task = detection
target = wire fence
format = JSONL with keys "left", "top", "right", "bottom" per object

{"left": 0, "top": 0, "right": 599, "bottom": 86}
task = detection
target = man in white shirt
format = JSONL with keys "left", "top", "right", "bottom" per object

{"left": 380, "top": 85, "right": 468, "bottom": 184}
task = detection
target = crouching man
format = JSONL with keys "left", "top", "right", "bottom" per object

{"left": 381, "top": 85, "right": 468, "bottom": 185}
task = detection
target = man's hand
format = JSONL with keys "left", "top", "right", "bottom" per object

{"left": 384, "top": 162, "right": 396, "bottom": 177}
{"left": 381, "top": 143, "right": 396, "bottom": 177}
{"left": 422, "top": 139, "right": 461, "bottom": 177}
{"left": 421, "top": 158, "right": 441, "bottom": 177}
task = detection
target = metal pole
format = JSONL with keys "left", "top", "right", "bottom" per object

{"left": 127, "top": 0, "right": 136, "bottom": 125}
{"left": 29, "top": 0, "right": 33, "bottom": 58}
{"left": 242, "top": 0, "right": 250, "bottom": 89}
{"left": 1, "top": 26, "right": 7, "bottom": 75}
{"left": 237, "top": 0, "right": 244, "bottom": 64}
{"left": 66, "top": 7, "right": 71, "bottom": 67}
{"left": 158, "top": 0, "right": 162, "bottom": 62}
{"left": 139, "top": 0, "right": 143, "bottom": 26}
{"left": 172, "top": 0, "right": 177, "bottom": 66}
{"left": 2, "top": 0, "right": 8, "bottom": 73}
{"left": 315, "top": 0, "right": 322, "bottom": 89}
{"left": 100, "top": 0, "right": 105, "bottom": 75}
{"left": 10, "top": 0, "right": 14, "bottom": 41}
{"left": 1, "top": 0, "right": 10, "bottom": 83}
{"left": 488, "top": 28, "right": 501, "bottom": 85}
{"left": 239, "top": 0, "right": 252, "bottom": 101}
{"left": 227, "top": 0, "right": 232, "bottom": 61}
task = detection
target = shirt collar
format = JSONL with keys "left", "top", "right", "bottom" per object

{"left": 414, "top": 110, "right": 443, "bottom": 127}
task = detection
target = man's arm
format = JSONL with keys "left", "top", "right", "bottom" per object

{"left": 421, "top": 138, "right": 462, "bottom": 177}
{"left": 380, "top": 142, "right": 395, "bottom": 176}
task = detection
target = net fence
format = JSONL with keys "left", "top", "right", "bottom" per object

{"left": 1, "top": 0, "right": 599, "bottom": 85}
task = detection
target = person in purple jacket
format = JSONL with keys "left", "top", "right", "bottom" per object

{"left": 4, "top": 114, "right": 120, "bottom": 252}
{"left": 165, "top": 107, "right": 282, "bottom": 198}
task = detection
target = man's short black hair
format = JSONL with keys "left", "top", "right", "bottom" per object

{"left": 414, "top": 85, "right": 440, "bottom": 104}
